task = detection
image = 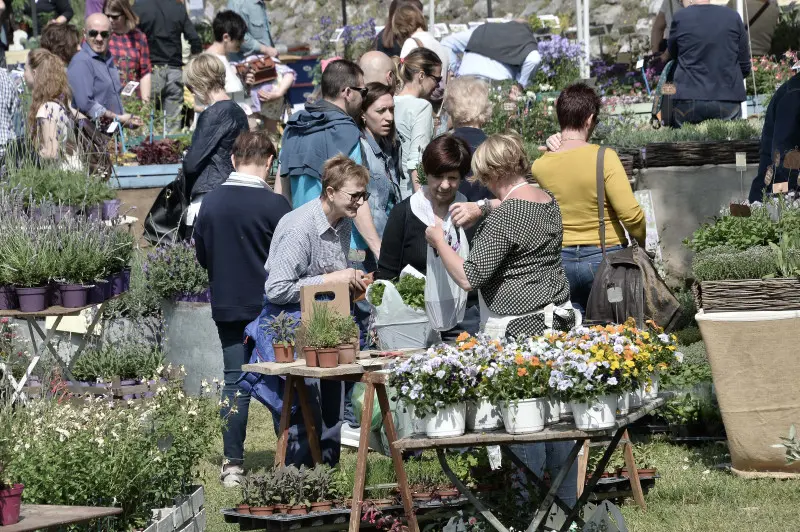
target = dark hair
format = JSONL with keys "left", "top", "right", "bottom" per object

{"left": 321, "top": 60, "right": 364, "bottom": 100}
{"left": 360, "top": 82, "right": 396, "bottom": 135}
{"left": 380, "top": 0, "right": 424, "bottom": 50}
{"left": 397, "top": 47, "right": 441, "bottom": 84}
{"left": 212, "top": 10, "right": 247, "bottom": 43}
{"left": 393, "top": 4, "right": 427, "bottom": 42}
{"left": 422, "top": 134, "right": 472, "bottom": 179}
{"left": 232, "top": 130, "right": 277, "bottom": 167}
{"left": 40, "top": 23, "right": 80, "bottom": 66}
{"left": 556, "top": 83, "right": 601, "bottom": 131}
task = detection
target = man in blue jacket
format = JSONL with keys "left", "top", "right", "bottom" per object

{"left": 748, "top": 67, "right": 800, "bottom": 202}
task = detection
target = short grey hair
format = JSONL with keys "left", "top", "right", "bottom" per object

{"left": 443, "top": 76, "right": 492, "bottom": 127}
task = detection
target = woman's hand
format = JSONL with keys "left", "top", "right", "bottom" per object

{"left": 258, "top": 88, "right": 283, "bottom": 102}
{"left": 538, "top": 132, "right": 562, "bottom": 152}
{"left": 424, "top": 218, "right": 446, "bottom": 248}
{"left": 449, "top": 202, "right": 482, "bottom": 229}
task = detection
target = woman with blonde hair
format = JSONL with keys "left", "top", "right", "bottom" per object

{"left": 183, "top": 53, "right": 249, "bottom": 226}
{"left": 24, "top": 48, "right": 80, "bottom": 165}
{"left": 425, "top": 131, "right": 580, "bottom": 506}
{"left": 104, "top": 0, "right": 152, "bottom": 101}
{"left": 394, "top": 47, "right": 442, "bottom": 198}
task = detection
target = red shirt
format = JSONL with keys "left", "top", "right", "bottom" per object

{"left": 107, "top": 28, "right": 152, "bottom": 96}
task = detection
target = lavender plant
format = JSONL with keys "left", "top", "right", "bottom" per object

{"left": 143, "top": 241, "right": 209, "bottom": 301}
{"left": 534, "top": 35, "right": 583, "bottom": 91}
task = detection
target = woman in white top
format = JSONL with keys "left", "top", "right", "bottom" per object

{"left": 394, "top": 4, "right": 449, "bottom": 76}
{"left": 394, "top": 47, "right": 442, "bottom": 199}
{"left": 24, "top": 48, "right": 81, "bottom": 169}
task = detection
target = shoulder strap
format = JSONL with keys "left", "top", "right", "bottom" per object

{"left": 748, "top": 1, "right": 770, "bottom": 27}
{"left": 596, "top": 146, "right": 608, "bottom": 257}
{"left": 412, "top": 37, "right": 424, "bottom": 49}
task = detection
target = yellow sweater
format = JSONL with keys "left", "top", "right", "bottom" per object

{"left": 531, "top": 144, "right": 646, "bottom": 248}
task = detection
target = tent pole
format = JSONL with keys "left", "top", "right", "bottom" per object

{"left": 737, "top": 0, "right": 748, "bottom": 118}
{"left": 575, "top": 0, "right": 584, "bottom": 78}
{"left": 429, "top": 0, "right": 435, "bottom": 30}
{"left": 341, "top": 0, "right": 347, "bottom": 27}
{"left": 30, "top": 0, "right": 38, "bottom": 38}
{"left": 583, "top": 0, "right": 591, "bottom": 79}
{"left": 487, "top": 0, "right": 493, "bottom": 18}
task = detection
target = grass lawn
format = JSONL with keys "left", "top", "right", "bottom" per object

{"left": 199, "top": 403, "right": 800, "bottom": 532}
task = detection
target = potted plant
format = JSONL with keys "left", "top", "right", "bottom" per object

{"left": 285, "top": 465, "right": 309, "bottom": 515}
{"left": 458, "top": 333, "right": 504, "bottom": 431}
{"left": 0, "top": 395, "right": 23, "bottom": 526}
{"left": 305, "top": 304, "right": 341, "bottom": 368}
{"left": 329, "top": 466, "right": 350, "bottom": 507}
{"left": 237, "top": 474, "right": 255, "bottom": 514}
{"left": 272, "top": 466, "right": 294, "bottom": 514}
{"left": 336, "top": 315, "right": 359, "bottom": 364}
{"left": 306, "top": 464, "right": 334, "bottom": 512}
{"left": 266, "top": 311, "right": 299, "bottom": 363}
{"left": 250, "top": 471, "right": 275, "bottom": 516}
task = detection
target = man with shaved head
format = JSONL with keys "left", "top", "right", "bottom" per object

{"left": 67, "top": 13, "right": 141, "bottom": 126}
{"left": 358, "top": 50, "right": 396, "bottom": 90}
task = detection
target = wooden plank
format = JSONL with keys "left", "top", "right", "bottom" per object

{"left": 2, "top": 505, "right": 122, "bottom": 532}
{"left": 0, "top": 295, "right": 121, "bottom": 318}
{"left": 241, "top": 360, "right": 304, "bottom": 376}
{"left": 393, "top": 398, "right": 666, "bottom": 451}
{"left": 287, "top": 363, "right": 366, "bottom": 378}
{"left": 622, "top": 429, "right": 646, "bottom": 510}
{"left": 274, "top": 375, "right": 297, "bottom": 466}
{"left": 348, "top": 382, "right": 375, "bottom": 532}
{"left": 576, "top": 441, "right": 590, "bottom": 498}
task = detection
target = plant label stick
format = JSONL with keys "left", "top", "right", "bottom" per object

{"left": 121, "top": 81, "right": 140, "bottom": 97}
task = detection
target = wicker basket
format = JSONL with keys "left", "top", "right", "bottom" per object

{"left": 642, "top": 140, "right": 759, "bottom": 168}
{"left": 697, "top": 278, "right": 800, "bottom": 312}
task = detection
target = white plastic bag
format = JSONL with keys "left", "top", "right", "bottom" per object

{"left": 425, "top": 223, "right": 469, "bottom": 331}
{"left": 366, "top": 271, "right": 439, "bottom": 349}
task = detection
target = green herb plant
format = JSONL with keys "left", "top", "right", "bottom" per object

{"left": 367, "top": 276, "right": 426, "bottom": 310}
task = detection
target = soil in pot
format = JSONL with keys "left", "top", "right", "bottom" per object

{"left": 236, "top": 504, "right": 251, "bottom": 514}
{"left": 287, "top": 505, "right": 308, "bottom": 515}
{"left": 59, "top": 284, "right": 88, "bottom": 308}
{"left": 250, "top": 506, "right": 273, "bottom": 516}
{"left": 0, "top": 286, "right": 18, "bottom": 310}
{"left": 310, "top": 501, "right": 333, "bottom": 512}
{"left": 304, "top": 347, "right": 318, "bottom": 367}
{"left": 17, "top": 286, "right": 49, "bottom": 313}
{"left": 0, "top": 483, "right": 24, "bottom": 526}
{"left": 273, "top": 343, "right": 295, "bottom": 363}
{"left": 337, "top": 343, "right": 356, "bottom": 364}
{"left": 317, "top": 348, "right": 339, "bottom": 368}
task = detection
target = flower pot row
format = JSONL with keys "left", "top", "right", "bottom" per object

{"left": 0, "top": 483, "right": 24, "bottom": 526}
{"left": 66, "top": 374, "right": 184, "bottom": 402}
{"left": 236, "top": 500, "right": 337, "bottom": 516}
{"left": 271, "top": 342, "right": 358, "bottom": 367}
{"left": 0, "top": 268, "right": 130, "bottom": 312}
{"left": 27, "top": 200, "right": 122, "bottom": 223}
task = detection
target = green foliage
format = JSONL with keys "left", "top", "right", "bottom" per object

{"left": 304, "top": 303, "right": 342, "bottom": 349}
{"left": 483, "top": 84, "right": 559, "bottom": 160}
{"left": 71, "top": 342, "right": 165, "bottom": 382}
{"left": 674, "top": 325, "right": 702, "bottom": 346}
{"left": 660, "top": 341, "right": 712, "bottom": 390}
{"left": 104, "top": 250, "right": 162, "bottom": 319}
{"left": 335, "top": 314, "right": 359, "bottom": 344}
{"left": 144, "top": 242, "right": 209, "bottom": 300}
{"left": 691, "top": 246, "right": 778, "bottom": 281}
{"left": 4, "top": 165, "right": 115, "bottom": 207}
{"left": 685, "top": 207, "right": 779, "bottom": 252}
{"left": 265, "top": 311, "right": 299, "bottom": 346}
{"left": 599, "top": 119, "right": 760, "bottom": 149}
{"left": 368, "top": 275, "right": 426, "bottom": 310}
{"left": 660, "top": 393, "right": 722, "bottom": 431}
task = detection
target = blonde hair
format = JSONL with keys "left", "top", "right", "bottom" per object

{"left": 321, "top": 154, "right": 370, "bottom": 197}
{"left": 470, "top": 133, "right": 530, "bottom": 185}
{"left": 27, "top": 49, "right": 72, "bottom": 134}
{"left": 184, "top": 54, "right": 227, "bottom": 102}
{"left": 443, "top": 76, "right": 492, "bottom": 127}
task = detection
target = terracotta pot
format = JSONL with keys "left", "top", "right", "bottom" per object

{"left": 337, "top": 343, "right": 356, "bottom": 364}
{"left": 310, "top": 501, "right": 333, "bottom": 512}
{"left": 317, "top": 348, "right": 339, "bottom": 368}
{"left": 273, "top": 343, "right": 295, "bottom": 363}
{"left": 273, "top": 503, "right": 288, "bottom": 514}
{"left": 250, "top": 506, "right": 273, "bottom": 516}
{"left": 287, "top": 505, "right": 308, "bottom": 515}
{"left": 304, "top": 346, "right": 318, "bottom": 367}
{"left": 411, "top": 491, "right": 433, "bottom": 501}
{"left": 235, "top": 504, "right": 251, "bottom": 514}
{"left": 369, "top": 498, "right": 394, "bottom": 508}
{"left": 619, "top": 468, "right": 658, "bottom": 478}
{"left": 434, "top": 488, "right": 459, "bottom": 499}
{"left": 0, "top": 483, "right": 24, "bottom": 526}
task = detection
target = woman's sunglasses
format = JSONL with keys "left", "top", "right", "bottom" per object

{"left": 106, "top": 13, "right": 123, "bottom": 21}
{"left": 87, "top": 30, "right": 110, "bottom": 39}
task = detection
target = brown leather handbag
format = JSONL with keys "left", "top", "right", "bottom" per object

{"left": 235, "top": 57, "right": 278, "bottom": 85}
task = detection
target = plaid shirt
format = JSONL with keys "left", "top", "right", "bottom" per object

{"left": 108, "top": 29, "right": 152, "bottom": 90}
{"left": 0, "top": 68, "right": 19, "bottom": 157}
{"left": 264, "top": 198, "right": 351, "bottom": 305}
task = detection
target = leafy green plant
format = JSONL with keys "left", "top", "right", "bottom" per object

{"left": 660, "top": 342, "right": 712, "bottom": 390}
{"left": 691, "top": 246, "right": 778, "bottom": 281}
{"left": 71, "top": 342, "right": 166, "bottom": 382}
{"left": 306, "top": 464, "right": 336, "bottom": 502}
{"left": 367, "top": 276, "right": 426, "bottom": 310}
{"left": 336, "top": 315, "right": 359, "bottom": 344}
{"left": 265, "top": 311, "right": 299, "bottom": 346}
{"left": 144, "top": 241, "right": 209, "bottom": 300}
{"left": 686, "top": 207, "right": 779, "bottom": 253}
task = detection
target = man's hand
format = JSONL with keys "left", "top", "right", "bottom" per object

{"left": 324, "top": 268, "right": 368, "bottom": 292}
{"left": 449, "top": 202, "right": 482, "bottom": 229}
{"left": 118, "top": 113, "right": 144, "bottom": 128}
{"left": 245, "top": 71, "right": 256, "bottom": 86}
{"left": 260, "top": 45, "right": 279, "bottom": 58}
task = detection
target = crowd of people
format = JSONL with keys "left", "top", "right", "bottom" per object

{"left": 0, "top": 0, "right": 797, "bottom": 506}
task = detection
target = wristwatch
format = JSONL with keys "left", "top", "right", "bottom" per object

{"left": 477, "top": 199, "right": 492, "bottom": 217}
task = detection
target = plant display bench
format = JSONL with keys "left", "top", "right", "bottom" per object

{"left": 391, "top": 397, "right": 667, "bottom": 532}
{"left": 241, "top": 351, "right": 425, "bottom": 532}
{"left": 0, "top": 300, "right": 111, "bottom": 401}
{"left": 0, "top": 504, "right": 121, "bottom": 531}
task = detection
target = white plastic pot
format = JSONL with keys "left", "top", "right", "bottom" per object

{"left": 559, "top": 400, "right": 573, "bottom": 418}
{"left": 424, "top": 403, "right": 466, "bottom": 438}
{"left": 546, "top": 397, "right": 561, "bottom": 424}
{"left": 619, "top": 388, "right": 643, "bottom": 415}
{"left": 571, "top": 395, "right": 618, "bottom": 430}
{"left": 500, "top": 398, "right": 547, "bottom": 434}
{"left": 644, "top": 372, "right": 660, "bottom": 400}
{"left": 466, "top": 399, "right": 503, "bottom": 431}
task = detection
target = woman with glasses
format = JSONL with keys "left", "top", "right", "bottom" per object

{"left": 394, "top": 47, "right": 442, "bottom": 199}
{"left": 104, "top": 0, "right": 152, "bottom": 102}
{"left": 533, "top": 83, "right": 646, "bottom": 314}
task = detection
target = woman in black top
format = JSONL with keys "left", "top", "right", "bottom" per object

{"left": 375, "top": 0, "right": 423, "bottom": 57}
{"left": 183, "top": 53, "right": 249, "bottom": 227}
{"left": 667, "top": 0, "right": 751, "bottom": 127}
{"left": 25, "top": 0, "right": 74, "bottom": 25}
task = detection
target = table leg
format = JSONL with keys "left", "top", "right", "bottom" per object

{"left": 622, "top": 429, "right": 646, "bottom": 510}
{"left": 436, "top": 449, "right": 509, "bottom": 532}
{"left": 27, "top": 317, "right": 73, "bottom": 380}
{"left": 376, "top": 384, "right": 419, "bottom": 532}
{"left": 348, "top": 381, "right": 375, "bottom": 532}
{"left": 274, "top": 375, "right": 296, "bottom": 466}
{"left": 558, "top": 428, "right": 626, "bottom": 532}
{"left": 294, "top": 378, "right": 323, "bottom": 465}
{"left": 526, "top": 440, "right": 584, "bottom": 532}
{"left": 576, "top": 441, "right": 589, "bottom": 498}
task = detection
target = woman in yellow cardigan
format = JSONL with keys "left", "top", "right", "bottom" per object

{"left": 532, "top": 83, "right": 646, "bottom": 315}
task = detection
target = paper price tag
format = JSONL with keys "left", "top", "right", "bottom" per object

{"left": 636, "top": 58, "right": 644, "bottom": 70}
{"left": 735, "top": 152, "right": 747, "bottom": 171}
{"left": 121, "top": 81, "right": 140, "bottom": 97}
{"left": 773, "top": 182, "right": 789, "bottom": 194}
{"left": 607, "top": 286, "right": 623, "bottom": 303}
{"left": 106, "top": 121, "right": 119, "bottom": 134}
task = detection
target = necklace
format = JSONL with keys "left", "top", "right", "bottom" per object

{"left": 502, "top": 181, "right": 530, "bottom": 201}
{"left": 561, "top": 136, "right": 587, "bottom": 142}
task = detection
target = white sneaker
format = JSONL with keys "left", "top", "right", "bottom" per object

{"left": 220, "top": 464, "right": 245, "bottom": 488}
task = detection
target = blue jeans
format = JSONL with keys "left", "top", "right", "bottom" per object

{"left": 561, "top": 245, "right": 623, "bottom": 315}
{"left": 217, "top": 320, "right": 252, "bottom": 466}
{"left": 509, "top": 443, "right": 578, "bottom": 507}
{"left": 671, "top": 99, "right": 741, "bottom": 128}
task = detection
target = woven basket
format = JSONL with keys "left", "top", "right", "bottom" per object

{"left": 698, "top": 278, "right": 800, "bottom": 312}
{"left": 642, "top": 140, "right": 759, "bottom": 168}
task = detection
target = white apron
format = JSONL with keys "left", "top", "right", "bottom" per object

{"left": 479, "top": 293, "right": 582, "bottom": 340}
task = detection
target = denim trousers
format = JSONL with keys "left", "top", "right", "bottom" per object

{"left": 670, "top": 99, "right": 741, "bottom": 128}
{"left": 152, "top": 65, "right": 184, "bottom": 134}
{"left": 509, "top": 443, "right": 578, "bottom": 507}
{"left": 561, "top": 245, "right": 623, "bottom": 315}
{"left": 217, "top": 320, "right": 252, "bottom": 466}
{"left": 270, "top": 377, "right": 344, "bottom": 467}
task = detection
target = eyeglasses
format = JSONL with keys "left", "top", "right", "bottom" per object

{"left": 105, "top": 13, "right": 123, "bottom": 21}
{"left": 426, "top": 73, "right": 443, "bottom": 85}
{"left": 87, "top": 30, "right": 110, "bottom": 39}
{"left": 339, "top": 189, "right": 370, "bottom": 203}
{"left": 348, "top": 86, "right": 368, "bottom": 98}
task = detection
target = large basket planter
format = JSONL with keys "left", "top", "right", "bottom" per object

{"left": 696, "top": 279, "right": 800, "bottom": 313}
{"left": 696, "top": 310, "right": 800, "bottom": 476}
{"left": 642, "top": 140, "right": 759, "bottom": 168}
{"left": 162, "top": 300, "right": 222, "bottom": 395}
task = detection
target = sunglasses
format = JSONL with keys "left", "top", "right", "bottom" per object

{"left": 87, "top": 30, "right": 110, "bottom": 39}
{"left": 426, "top": 73, "right": 443, "bottom": 85}
{"left": 339, "top": 189, "right": 370, "bottom": 203}
{"left": 105, "top": 13, "right": 123, "bottom": 21}
{"left": 348, "top": 86, "right": 368, "bottom": 98}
